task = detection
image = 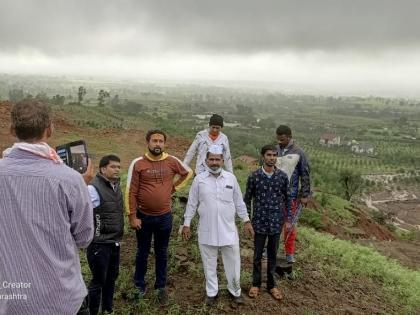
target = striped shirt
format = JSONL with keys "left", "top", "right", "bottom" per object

{"left": 0, "top": 147, "right": 93, "bottom": 315}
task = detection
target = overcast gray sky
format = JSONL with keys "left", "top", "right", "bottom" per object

{"left": 1, "top": 0, "right": 419, "bottom": 96}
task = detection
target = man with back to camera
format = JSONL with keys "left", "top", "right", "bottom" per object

{"left": 275, "top": 125, "right": 311, "bottom": 263}
{"left": 126, "top": 129, "right": 193, "bottom": 304}
{"left": 182, "top": 145, "right": 254, "bottom": 305}
{"left": 183, "top": 114, "right": 233, "bottom": 174}
{"left": 244, "top": 144, "right": 291, "bottom": 300}
{"left": 87, "top": 154, "right": 124, "bottom": 315}
{"left": 0, "top": 100, "right": 94, "bottom": 315}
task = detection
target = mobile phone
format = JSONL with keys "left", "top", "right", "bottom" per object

{"left": 56, "top": 140, "right": 89, "bottom": 173}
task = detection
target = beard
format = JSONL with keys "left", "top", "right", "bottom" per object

{"left": 148, "top": 147, "right": 162, "bottom": 156}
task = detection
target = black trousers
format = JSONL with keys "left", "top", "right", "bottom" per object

{"left": 76, "top": 296, "right": 89, "bottom": 315}
{"left": 252, "top": 232, "right": 280, "bottom": 290}
{"left": 86, "top": 242, "right": 120, "bottom": 315}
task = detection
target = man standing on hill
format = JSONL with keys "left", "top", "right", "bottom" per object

{"left": 0, "top": 100, "right": 93, "bottom": 315}
{"left": 244, "top": 145, "right": 291, "bottom": 300}
{"left": 126, "top": 129, "right": 192, "bottom": 304}
{"left": 183, "top": 114, "right": 233, "bottom": 174}
{"left": 275, "top": 125, "right": 311, "bottom": 263}
{"left": 182, "top": 145, "right": 254, "bottom": 305}
{"left": 87, "top": 155, "right": 124, "bottom": 315}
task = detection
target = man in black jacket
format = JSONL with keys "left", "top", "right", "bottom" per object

{"left": 87, "top": 155, "right": 124, "bottom": 315}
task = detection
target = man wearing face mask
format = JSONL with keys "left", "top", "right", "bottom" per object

{"left": 126, "top": 129, "right": 192, "bottom": 304}
{"left": 182, "top": 145, "right": 254, "bottom": 305}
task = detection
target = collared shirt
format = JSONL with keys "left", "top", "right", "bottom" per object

{"left": 0, "top": 147, "right": 93, "bottom": 315}
{"left": 183, "top": 170, "right": 250, "bottom": 246}
{"left": 244, "top": 167, "right": 291, "bottom": 235}
{"left": 183, "top": 129, "right": 233, "bottom": 174}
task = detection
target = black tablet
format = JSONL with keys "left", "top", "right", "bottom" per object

{"left": 56, "top": 140, "right": 89, "bottom": 173}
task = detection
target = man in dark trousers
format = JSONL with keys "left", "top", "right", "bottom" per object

{"left": 275, "top": 125, "right": 311, "bottom": 263}
{"left": 126, "top": 129, "right": 193, "bottom": 304}
{"left": 87, "top": 155, "right": 124, "bottom": 315}
{"left": 244, "top": 145, "right": 291, "bottom": 300}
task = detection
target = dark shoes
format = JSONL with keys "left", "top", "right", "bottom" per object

{"left": 157, "top": 288, "right": 169, "bottom": 305}
{"left": 229, "top": 292, "right": 245, "bottom": 304}
{"left": 205, "top": 294, "right": 217, "bottom": 306}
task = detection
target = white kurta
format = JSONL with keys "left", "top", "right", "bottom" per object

{"left": 183, "top": 129, "right": 233, "bottom": 174}
{"left": 183, "top": 170, "right": 249, "bottom": 297}
{"left": 183, "top": 170, "right": 250, "bottom": 246}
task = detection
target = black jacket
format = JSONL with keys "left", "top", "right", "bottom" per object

{"left": 90, "top": 173, "right": 124, "bottom": 243}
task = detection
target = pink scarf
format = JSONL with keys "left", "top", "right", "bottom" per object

{"left": 2, "top": 142, "right": 63, "bottom": 164}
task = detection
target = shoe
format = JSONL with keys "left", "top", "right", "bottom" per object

{"left": 157, "top": 288, "right": 169, "bottom": 305}
{"left": 286, "top": 254, "right": 296, "bottom": 264}
{"left": 229, "top": 292, "right": 245, "bottom": 304}
{"left": 205, "top": 295, "right": 217, "bottom": 306}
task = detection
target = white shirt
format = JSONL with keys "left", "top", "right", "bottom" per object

{"left": 183, "top": 170, "right": 250, "bottom": 246}
{"left": 87, "top": 180, "right": 118, "bottom": 208}
{"left": 183, "top": 129, "right": 233, "bottom": 174}
{"left": 87, "top": 185, "right": 101, "bottom": 208}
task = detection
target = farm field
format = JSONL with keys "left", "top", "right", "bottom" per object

{"left": 1, "top": 76, "right": 420, "bottom": 314}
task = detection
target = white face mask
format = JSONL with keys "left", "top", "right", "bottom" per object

{"left": 208, "top": 166, "right": 222, "bottom": 174}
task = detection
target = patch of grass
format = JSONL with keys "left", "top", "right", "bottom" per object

{"left": 300, "top": 208, "right": 323, "bottom": 230}
{"left": 318, "top": 193, "right": 356, "bottom": 225}
{"left": 299, "top": 227, "right": 420, "bottom": 313}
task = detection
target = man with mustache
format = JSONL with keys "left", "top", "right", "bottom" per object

{"left": 126, "top": 129, "right": 192, "bottom": 304}
{"left": 182, "top": 145, "right": 254, "bottom": 305}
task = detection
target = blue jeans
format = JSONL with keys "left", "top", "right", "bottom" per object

{"left": 134, "top": 211, "right": 173, "bottom": 291}
{"left": 86, "top": 242, "right": 120, "bottom": 315}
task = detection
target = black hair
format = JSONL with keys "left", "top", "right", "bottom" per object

{"left": 209, "top": 114, "right": 224, "bottom": 127}
{"left": 276, "top": 125, "right": 292, "bottom": 136}
{"left": 146, "top": 129, "right": 167, "bottom": 142}
{"left": 99, "top": 155, "right": 121, "bottom": 169}
{"left": 260, "top": 144, "right": 277, "bottom": 156}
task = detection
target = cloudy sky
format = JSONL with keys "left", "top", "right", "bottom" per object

{"left": 0, "top": 0, "right": 419, "bottom": 96}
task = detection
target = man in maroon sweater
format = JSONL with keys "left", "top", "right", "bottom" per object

{"left": 126, "top": 129, "right": 192, "bottom": 304}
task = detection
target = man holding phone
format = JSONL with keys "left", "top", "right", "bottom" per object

{"left": 0, "top": 100, "right": 94, "bottom": 315}
{"left": 126, "top": 129, "right": 192, "bottom": 304}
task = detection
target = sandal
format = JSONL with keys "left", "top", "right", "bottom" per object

{"left": 269, "top": 287, "right": 283, "bottom": 300}
{"left": 248, "top": 286, "right": 260, "bottom": 298}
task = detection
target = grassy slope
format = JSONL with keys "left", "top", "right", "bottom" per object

{"left": 2, "top": 101, "right": 419, "bottom": 314}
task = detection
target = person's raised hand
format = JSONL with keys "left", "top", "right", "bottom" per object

{"left": 82, "top": 158, "right": 94, "bottom": 184}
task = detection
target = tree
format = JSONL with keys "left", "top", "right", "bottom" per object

{"left": 52, "top": 94, "right": 65, "bottom": 106}
{"left": 111, "top": 94, "right": 120, "bottom": 108}
{"left": 97, "top": 90, "right": 110, "bottom": 107}
{"left": 77, "top": 86, "right": 86, "bottom": 105}
{"left": 35, "top": 92, "right": 49, "bottom": 103}
{"left": 339, "top": 169, "right": 364, "bottom": 201}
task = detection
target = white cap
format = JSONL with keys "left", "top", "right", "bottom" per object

{"left": 208, "top": 144, "right": 223, "bottom": 155}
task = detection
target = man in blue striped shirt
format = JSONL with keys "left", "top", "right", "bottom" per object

{"left": 0, "top": 100, "right": 94, "bottom": 315}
